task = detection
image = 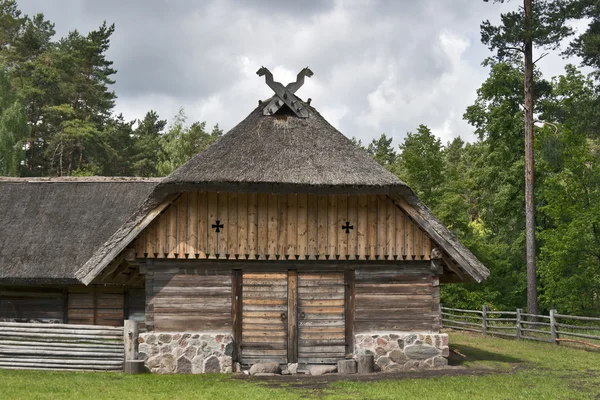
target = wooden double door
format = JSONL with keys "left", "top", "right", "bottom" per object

{"left": 240, "top": 271, "right": 347, "bottom": 365}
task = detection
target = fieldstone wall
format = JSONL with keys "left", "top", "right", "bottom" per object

{"left": 355, "top": 333, "right": 449, "bottom": 371}
{"left": 138, "top": 332, "right": 234, "bottom": 374}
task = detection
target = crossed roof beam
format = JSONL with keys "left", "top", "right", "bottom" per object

{"left": 257, "top": 66, "right": 313, "bottom": 118}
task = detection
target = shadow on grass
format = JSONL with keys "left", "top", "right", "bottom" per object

{"left": 448, "top": 344, "right": 523, "bottom": 367}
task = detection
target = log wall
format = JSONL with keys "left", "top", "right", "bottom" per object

{"left": 134, "top": 193, "right": 433, "bottom": 261}
{"left": 0, "top": 321, "right": 124, "bottom": 371}
{"left": 354, "top": 270, "right": 440, "bottom": 333}
{"left": 149, "top": 269, "right": 232, "bottom": 332}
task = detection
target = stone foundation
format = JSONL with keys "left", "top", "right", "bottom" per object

{"left": 138, "top": 332, "right": 234, "bottom": 374}
{"left": 355, "top": 333, "right": 449, "bottom": 371}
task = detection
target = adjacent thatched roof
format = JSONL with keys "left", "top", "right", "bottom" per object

{"left": 0, "top": 178, "right": 159, "bottom": 284}
{"left": 162, "top": 101, "right": 407, "bottom": 194}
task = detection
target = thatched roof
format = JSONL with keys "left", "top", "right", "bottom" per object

{"left": 161, "top": 102, "right": 407, "bottom": 194}
{"left": 0, "top": 178, "right": 158, "bottom": 284}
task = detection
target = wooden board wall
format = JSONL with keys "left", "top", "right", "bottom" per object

{"left": 67, "top": 286, "right": 125, "bottom": 326}
{"left": 150, "top": 270, "right": 232, "bottom": 332}
{"left": 0, "top": 287, "right": 65, "bottom": 322}
{"left": 135, "top": 193, "right": 433, "bottom": 261}
{"left": 353, "top": 270, "right": 440, "bottom": 333}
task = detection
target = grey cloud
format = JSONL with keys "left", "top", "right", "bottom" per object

{"left": 16, "top": 0, "right": 559, "bottom": 148}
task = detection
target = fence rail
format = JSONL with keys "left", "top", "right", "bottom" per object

{"left": 0, "top": 321, "right": 125, "bottom": 371}
{"left": 441, "top": 305, "right": 600, "bottom": 349}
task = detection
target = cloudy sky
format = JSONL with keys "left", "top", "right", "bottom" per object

{"left": 17, "top": 0, "right": 587, "bottom": 146}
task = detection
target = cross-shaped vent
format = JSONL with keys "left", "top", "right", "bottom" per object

{"left": 257, "top": 66, "right": 313, "bottom": 118}
{"left": 341, "top": 221, "right": 354, "bottom": 234}
{"left": 212, "top": 220, "right": 224, "bottom": 233}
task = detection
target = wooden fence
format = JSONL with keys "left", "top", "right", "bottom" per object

{"left": 441, "top": 305, "right": 600, "bottom": 349}
{"left": 0, "top": 321, "right": 126, "bottom": 371}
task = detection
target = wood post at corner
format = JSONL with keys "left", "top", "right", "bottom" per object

{"left": 338, "top": 359, "right": 357, "bottom": 374}
{"left": 123, "top": 320, "right": 139, "bottom": 362}
{"left": 357, "top": 355, "right": 374, "bottom": 374}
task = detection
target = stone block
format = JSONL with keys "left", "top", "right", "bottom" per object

{"left": 310, "top": 365, "right": 337, "bottom": 376}
{"left": 192, "top": 355, "right": 205, "bottom": 374}
{"left": 145, "top": 334, "right": 157, "bottom": 345}
{"left": 224, "top": 342, "right": 234, "bottom": 356}
{"left": 204, "top": 355, "right": 221, "bottom": 373}
{"left": 250, "top": 362, "right": 281, "bottom": 375}
{"left": 441, "top": 346, "right": 450, "bottom": 357}
{"left": 158, "top": 334, "right": 172, "bottom": 344}
{"left": 160, "top": 354, "right": 175, "bottom": 373}
{"left": 405, "top": 334, "right": 418, "bottom": 345}
{"left": 177, "top": 356, "right": 192, "bottom": 374}
{"left": 389, "top": 349, "right": 407, "bottom": 364}
{"left": 433, "top": 356, "right": 448, "bottom": 367}
{"left": 184, "top": 346, "right": 197, "bottom": 359}
{"left": 287, "top": 363, "right": 298, "bottom": 375}
{"left": 404, "top": 344, "right": 441, "bottom": 360}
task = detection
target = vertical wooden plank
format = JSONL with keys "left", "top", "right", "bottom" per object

{"left": 347, "top": 196, "right": 358, "bottom": 260}
{"left": 167, "top": 203, "right": 177, "bottom": 258}
{"left": 424, "top": 234, "right": 432, "bottom": 260}
{"left": 232, "top": 270, "right": 243, "bottom": 362}
{"left": 406, "top": 218, "right": 414, "bottom": 260}
{"left": 198, "top": 192, "right": 208, "bottom": 259}
{"left": 278, "top": 195, "right": 288, "bottom": 258}
{"left": 317, "top": 195, "right": 328, "bottom": 259}
{"left": 337, "top": 195, "right": 348, "bottom": 258}
{"left": 135, "top": 231, "right": 145, "bottom": 258}
{"left": 327, "top": 195, "right": 338, "bottom": 258}
{"left": 287, "top": 194, "right": 298, "bottom": 258}
{"left": 144, "top": 221, "right": 155, "bottom": 258}
{"left": 395, "top": 207, "right": 405, "bottom": 259}
{"left": 367, "top": 195, "right": 377, "bottom": 259}
{"left": 377, "top": 195, "right": 387, "bottom": 259}
{"left": 228, "top": 193, "right": 238, "bottom": 258}
{"left": 416, "top": 227, "right": 424, "bottom": 260}
{"left": 297, "top": 194, "right": 308, "bottom": 259}
{"left": 237, "top": 193, "right": 248, "bottom": 257}
{"left": 266, "top": 194, "right": 277, "bottom": 259}
{"left": 344, "top": 270, "right": 355, "bottom": 357}
{"left": 145, "top": 265, "right": 154, "bottom": 332}
{"left": 287, "top": 270, "right": 298, "bottom": 363}
{"left": 357, "top": 196, "right": 368, "bottom": 260}
{"left": 307, "top": 195, "right": 318, "bottom": 260}
{"left": 156, "top": 213, "right": 166, "bottom": 258}
{"left": 248, "top": 193, "right": 258, "bottom": 258}
{"left": 207, "top": 192, "right": 218, "bottom": 258}
{"left": 188, "top": 192, "right": 198, "bottom": 257}
{"left": 386, "top": 197, "right": 395, "bottom": 258}
{"left": 177, "top": 193, "right": 188, "bottom": 258}
{"left": 218, "top": 192, "right": 229, "bottom": 258}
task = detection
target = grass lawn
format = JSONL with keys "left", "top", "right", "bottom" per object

{"left": 1, "top": 331, "right": 599, "bottom": 400}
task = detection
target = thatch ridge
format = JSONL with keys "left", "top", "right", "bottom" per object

{"left": 0, "top": 180, "right": 158, "bottom": 283}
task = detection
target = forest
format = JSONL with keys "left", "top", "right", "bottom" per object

{"left": 0, "top": 0, "right": 599, "bottom": 316}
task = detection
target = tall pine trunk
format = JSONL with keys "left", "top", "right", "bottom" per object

{"left": 524, "top": 0, "right": 538, "bottom": 316}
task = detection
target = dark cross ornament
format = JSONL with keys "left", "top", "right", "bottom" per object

{"left": 257, "top": 66, "right": 313, "bottom": 118}
{"left": 212, "top": 220, "right": 224, "bottom": 233}
{"left": 342, "top": 221, "right": 354, "bottom": 234}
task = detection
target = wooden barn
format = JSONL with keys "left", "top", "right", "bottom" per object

{"left": 0, "top": 68, "right": 489, "bottom": 374}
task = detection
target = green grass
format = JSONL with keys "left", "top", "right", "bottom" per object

{"left": 1, "top": 332, "right": 599, "bottom": 400}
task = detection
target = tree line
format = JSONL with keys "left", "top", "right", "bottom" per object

{"left": 0, "top": 0, "right": 221, "bottom": 177}
{"left": 1, "top": 0, "right": 600, "bottom": 316}
{"left": 358, "top": 0, "right": 600, "bottom": 316}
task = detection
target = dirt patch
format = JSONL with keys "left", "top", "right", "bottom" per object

{"left": 233, "top": 364, "right": 521, "bottom": 391}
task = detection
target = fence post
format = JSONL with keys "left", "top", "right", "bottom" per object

{"left": 516, "top": 308, "right": 522, "bottom": 340}
{"left": 124, "top": 319, "right": 139, "bottom": 361}
{"left": 550, "top": 309, "right": 558, "bottom": 344}
{"left": 439, "top": 303, "right": 443, "bottom": 328}
{"left": 482, "top": 304, "right": 488, "bottom": 335}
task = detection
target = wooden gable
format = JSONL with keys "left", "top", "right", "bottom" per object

{"left": 133, "top": 192, "right": 435, "bottom": 261}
